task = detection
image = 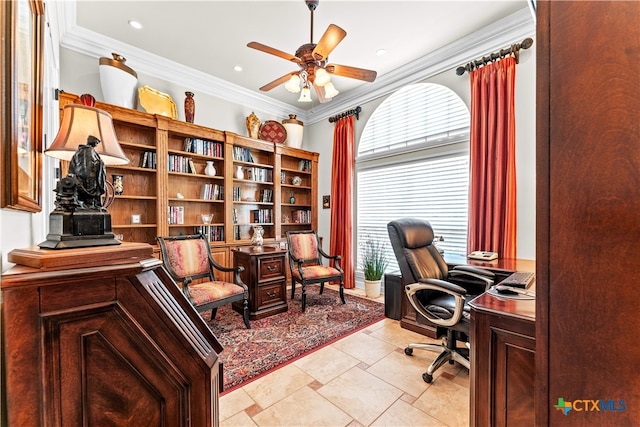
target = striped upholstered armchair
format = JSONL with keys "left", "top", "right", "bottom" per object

{"left": 286, "top": 230, "right": 345, "bottom": 312}
{"left": 157, "top": 234, "right": 250, "bottom": 328}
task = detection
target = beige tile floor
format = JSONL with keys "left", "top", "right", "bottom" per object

{"left": 219, "top": 286, "right": 470, "bottom": 427}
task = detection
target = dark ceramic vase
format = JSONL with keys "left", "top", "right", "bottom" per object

{"left": 184, "top": 91, "right": 195, "bottom": 123}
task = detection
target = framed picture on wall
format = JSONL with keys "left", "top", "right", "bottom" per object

{"left": 1, "top": 0, "right": 45, "bottom": 212}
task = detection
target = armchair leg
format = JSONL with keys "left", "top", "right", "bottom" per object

{"left": 211, "top": 307, "right": 218, "bottom": 320}
{"left": 291, "top": 280, "right": 296, "bottom": 300}
{"left": 301, "top": 284, "right": 307, "bottom": 312}
{"left": 242, "top": 299, "right": 251, "bottom": 329}
{"left": 339, "top": 279, "right": 345, "bottom": 304}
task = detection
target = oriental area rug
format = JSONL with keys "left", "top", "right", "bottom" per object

{"left": 203, "top": 287, "right": 385, "bottom": 392}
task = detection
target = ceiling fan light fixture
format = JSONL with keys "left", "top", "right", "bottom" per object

{"left": 298, "top": 85, "right": 312, "bottom": 102}
{"left": 323, "top": 81, "right": 339, "bottom": 98}
{"left": 285, "top": 74, "right": 301, "bottom": 93}
{"left": 314, "top": 67, "right": 331, "bottom": 87}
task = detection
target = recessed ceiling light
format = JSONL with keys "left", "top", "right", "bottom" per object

{"left": 128, "top": 20, "right": 143, "bottom": 30}
{"left": 376, "top": 49, "right": 387, "bottom": 56}
{"left": 234, "top": 65, "right": 243, "bottom": 72}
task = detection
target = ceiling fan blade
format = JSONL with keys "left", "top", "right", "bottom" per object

{"left": 312, "top": 24, "right": 347, "bottom": 61}
{"left": 247, "top": 42, "right": 302, "bottom": 64}
{"left": 326, "top": 64, "right": 377, "bottom": 82}
{"left": 313, "top": 83, "right": 332, "bottom": 103}
{"left": 260, "top": 73, "right": 297, "bottom": 92}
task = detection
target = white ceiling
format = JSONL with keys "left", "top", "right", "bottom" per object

{"left": 58, "top": 0, "right": 535, "bottom": 122}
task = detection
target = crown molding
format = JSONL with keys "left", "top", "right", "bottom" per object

{"left": 55, "top": 2, "right": 534, "bottom": 125}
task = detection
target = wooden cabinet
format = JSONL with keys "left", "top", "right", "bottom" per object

{"left": 57, "top": 93, "right": 319, "bottom": 253}
{"left": 232, "top": 246, "right": 288, "bottom": 319}
{"left": 469, "top": 293, "right": 535, "bottom": 427}
{"left": 536, "top": 2, "right": 640, "bottom": 424}
{"left": 2, "top": 243, "right": 223, "bottom": 426}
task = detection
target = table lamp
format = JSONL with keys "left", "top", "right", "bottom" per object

{"left": 39, "top": 95, "right": 130, "bottom": 249}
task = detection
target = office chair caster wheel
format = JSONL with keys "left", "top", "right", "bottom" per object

{"left": 422, "top": 373, "right": 433, "bottom": 383}
{"left": 404, "top": 347, "right": 413, "bottom": 356}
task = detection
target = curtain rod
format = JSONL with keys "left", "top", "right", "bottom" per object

{"left": 456, "top": 37, "right": 534, "bottom": 76}
{"left": 328, "top": 106, "right": 362, "bottom": 123}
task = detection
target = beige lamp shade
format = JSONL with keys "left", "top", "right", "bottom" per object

{"left": 46, "top": 104, "right": 129, "bottom": 165}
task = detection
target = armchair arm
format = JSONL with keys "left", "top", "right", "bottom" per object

{"left": 317, "top": 247, "right": 343, "bottom": 272}
{"left": 405, "top": 280, "right": 466, "bottom": 328}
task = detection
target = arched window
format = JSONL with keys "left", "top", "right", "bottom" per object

{"left": 356, "top": 83, "right": 470, "bottom": 279}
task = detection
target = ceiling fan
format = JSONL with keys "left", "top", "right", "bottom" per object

{"left": 247, "top": 0, "right": 377, "bottom": 103}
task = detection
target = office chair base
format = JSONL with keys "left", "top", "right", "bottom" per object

{"left": 404, "top": 342, "right": 470, "bottom": 383}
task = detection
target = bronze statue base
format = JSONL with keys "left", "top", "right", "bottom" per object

{"left": 39, "top": 209, "right": 121, "bottom": 249}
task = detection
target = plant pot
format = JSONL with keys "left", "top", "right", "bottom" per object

{"left": 364, "top": 279, "right": 382, "bottom": 298}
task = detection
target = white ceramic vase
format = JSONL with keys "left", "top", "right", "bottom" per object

{"left": 99, "top": 53, "right": 138, "bottom": 108}
{"left": 282, "top": 114, "right": 303, "bottom": 149}
{"left": 204, "top": 161, "right": 216, "bottom": 176}
{"left": 235, "top": 165, "right": 244, "bottom": 179}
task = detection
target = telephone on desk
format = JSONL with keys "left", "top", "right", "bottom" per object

{"left": 467, "top": 251, "right": 498, "bottom": 261}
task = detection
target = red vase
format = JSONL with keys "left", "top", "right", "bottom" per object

{"left": 184, "top": 91, "right": 195, "bottom": 123}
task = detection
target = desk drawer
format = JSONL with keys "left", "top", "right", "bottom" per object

{"left": 258, "top": 282, "right": 285, "bottom": 307}
{"left": 257, "top": 256, "right": 285, "bottom": 282}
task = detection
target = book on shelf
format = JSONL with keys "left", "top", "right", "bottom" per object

{"left": 184, "top": 138, "right": 223, "bottom": 157}
{"left": 168, "top": 206, "right": 185, "bottom": 225}
{"left": 233, "top": 147, "right": 255, "bottom": 163}
{"left": 291, "top": 209, "right": 311, "bottom": 224}
{"left": 200, "top": 184, "right": 224, "bottom": 200}
{"left": 298, "top": 159, "right": 311, "bottom": 172}
{"left": 140, "top": 151, "right": 156, "bottom": 169}
{"left": 194, "top": 225, "right": 224, "bottom": 242}
{"left": 188, "top": 159, "right": 197, "bottom": 174}
{"left": 251, "top": 208, "right": 273, "bottom": 224}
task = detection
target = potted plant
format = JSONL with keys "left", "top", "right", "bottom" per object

{"left": 360, "top": 236, "right": 389, "bottom": 298}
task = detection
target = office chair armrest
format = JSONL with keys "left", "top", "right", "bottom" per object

{"left": 418, "top": 278, "right": 467, "bottom": 295}
{"left": 405, "top": 281, "right": 466, "bottom": 327}
{"left": 449, "top": 266, "right": 495, "bottom": 289}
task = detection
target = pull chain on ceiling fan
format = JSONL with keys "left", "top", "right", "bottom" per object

{"left": 247, "top": 0, "right": 377, "bottom": 103}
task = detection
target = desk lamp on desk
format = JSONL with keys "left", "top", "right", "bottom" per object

{"left": 39, "top": 94, "right": 129, "bottom": 249}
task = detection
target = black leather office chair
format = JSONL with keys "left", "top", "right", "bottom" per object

{"left": 387, "top": 218, "right": 494, "bottom": 383}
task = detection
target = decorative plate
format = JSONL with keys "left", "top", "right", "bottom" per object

{"left": 259, "top": 120, "right": 287, "bottom": 143}
{"left": 138, "top": 85, "right": 178, "bottom": 119}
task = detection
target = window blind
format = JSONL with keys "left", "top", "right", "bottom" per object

{"left": 356, "top": 83, "right": 470, "bottom": 280}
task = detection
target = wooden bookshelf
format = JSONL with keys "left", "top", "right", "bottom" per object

{"left": 57, "top": 92, "right": 318, "bottom": 257}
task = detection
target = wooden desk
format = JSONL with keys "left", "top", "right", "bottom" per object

{"left": 469, "top": 285, "right": 536, "bottom": 426}
{"left": 397, "top": 256, "right": 535, "bottom": 338}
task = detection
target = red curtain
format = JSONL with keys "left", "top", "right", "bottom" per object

{"left": 330, "top": 115, "right": 355, "bottom": 289}
{"left": 467, "top": 57, "right": 517, "bottom": 259}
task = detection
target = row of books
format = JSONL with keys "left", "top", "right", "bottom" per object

{"left": 194, "top": 225, "right": 224, "bottom": 242}
{"left": 168, "top": 206, "right": 184, "bottom": 225}
{"left": 200, "top": 184, "right": 224, "bottom": 200}
{"left": 259, "top": 189, "right": 273, "bottom": 203}
{"left": 298, "top": 160, "right": 312, "bottom": 172}
{"left": 183, "top": 138, "right": 223, "bottom": 157}
{"left": 244, "top": 167, "right": 272, "bottom": 183}
{"left": 291, "top": 209, "right": 312, "bottom": 224}
{"left": 140, "top": 151, "right": 157, "bottom": 169}
{"left": 232, "top": 147, "right": 254, "bottom": 163}
{"left": 251, "top": 209, "right": 273, "bottom": 224}
{"left": 168, "top": 154, "right": 196, "bottom": 173}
